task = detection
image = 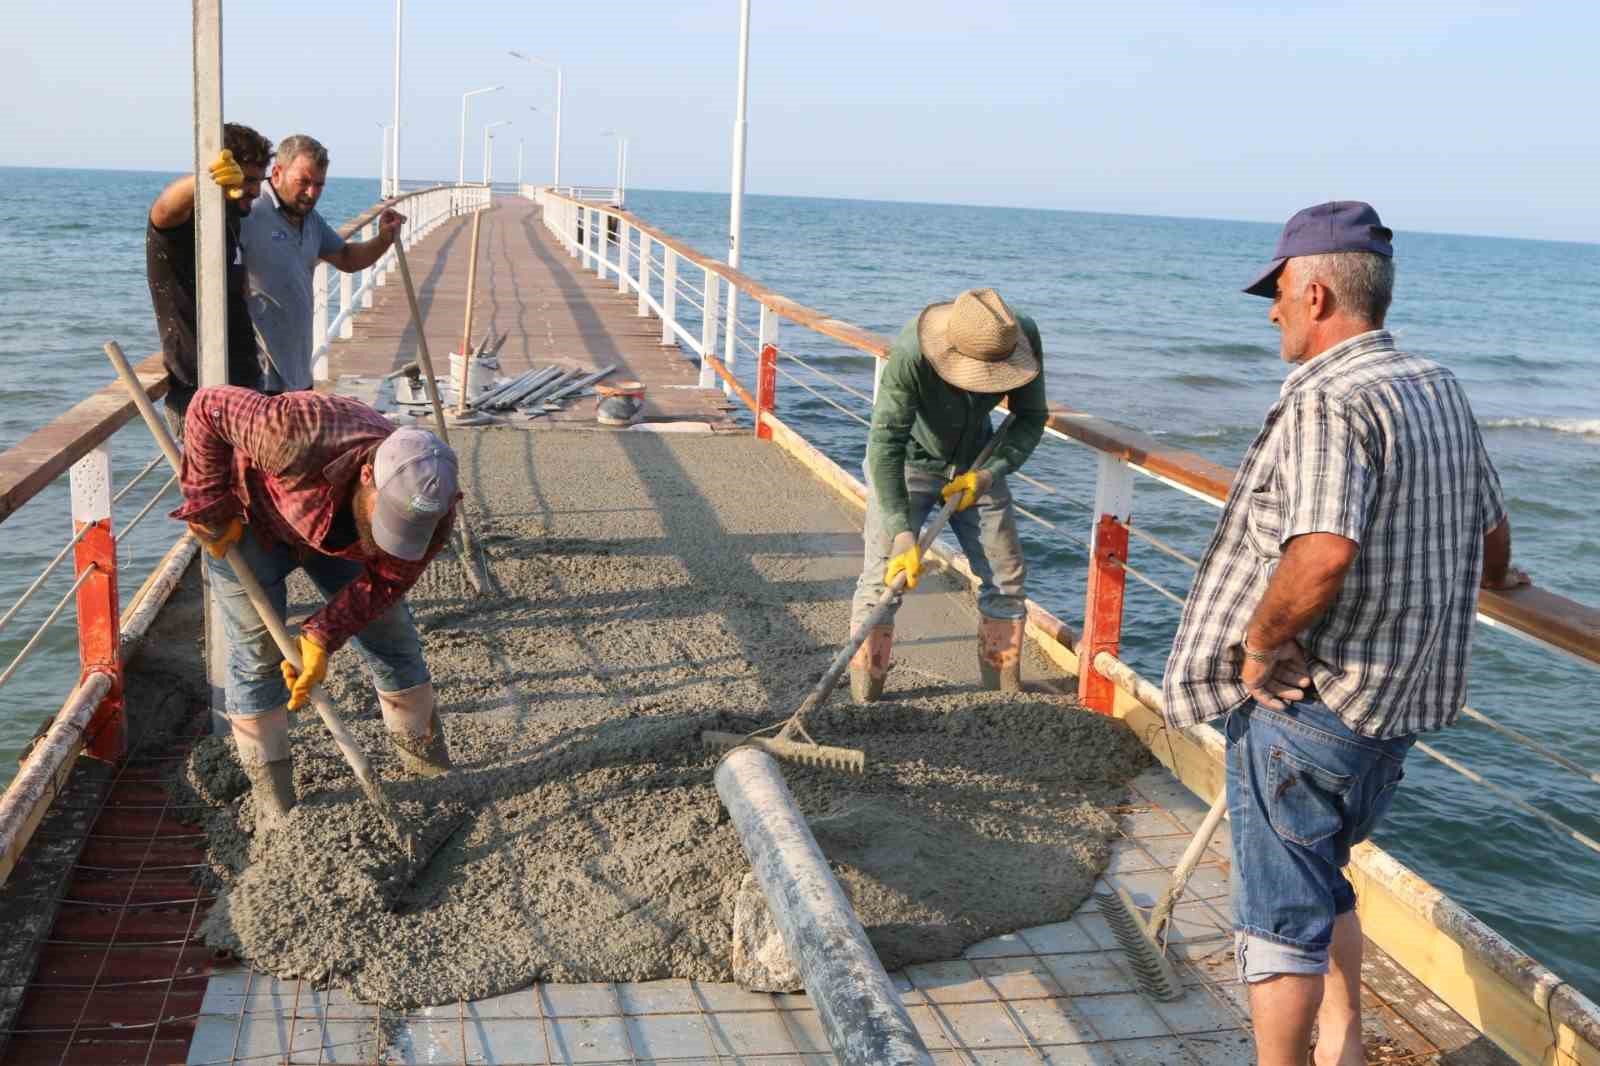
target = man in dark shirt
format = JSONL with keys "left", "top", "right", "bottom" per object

{"left": 145, "top": 123, "right": 274, "bottom": 435}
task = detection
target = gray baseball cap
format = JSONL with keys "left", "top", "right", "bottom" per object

{"left": 372, "top": 428, "right": 458, "bottom": 561}
{"left": 1244, "top": 201, "right": 1394, "bottom": 298}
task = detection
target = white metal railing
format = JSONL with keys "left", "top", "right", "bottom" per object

{"left": 310, "top": 183, "right": 491, "bottom": 383}
{"left": 528, "top": 187, "right": 1600, "bottom": 1063}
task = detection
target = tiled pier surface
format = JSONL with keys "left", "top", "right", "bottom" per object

{"left": 187, "top": 765, "right": 1493, "bottom": 1065}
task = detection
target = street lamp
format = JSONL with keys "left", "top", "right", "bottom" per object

{"left": 458, "top": 85, "right": 503, "bottom": 185}
{"left": 376, "top": 121, "right": 394, "bottom": 196}
{"left": 482, "top": 120, "right": 512, "bottom": 185}
{"left": 391, "top": 0, "right": 403, "bottom": 194}
{"left": 601, "top": 129, "right": 630, "bottom": 203}
{"left": 507, "top": 50, "right": 563, "bottom": 187}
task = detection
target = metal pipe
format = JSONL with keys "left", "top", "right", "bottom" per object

{"left": 714, "top": 747, "right": 932, "bottom": 1066}
{"left": 392, "top": 0, "right": 402, "bottom": 195}
{"left": 458, "top": 85, "right": 501, "bottom": 186}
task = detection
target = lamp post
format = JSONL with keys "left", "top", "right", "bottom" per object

{"left": 458, "top": 85, "right": 503, "bottom": 185}
{"left": 601, "top": 129, "right": 630, "bottom": 203}
{"left": 482, "top": 120, "right": 511, "bottom": 185}
{"left": 721, "top": 0, "right": 752, "bottom": 394}
{"left": 507, "top": 50, "right": 562, "bottom": 186}
{"left": 376, "top": 121, "right": 394, "bottom": 197}
{"left": 391, "top": 0, "right": 402, "bottom": 194}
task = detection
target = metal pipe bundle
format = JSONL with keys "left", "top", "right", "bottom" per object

{"left": 714, "top": 748, "right": 932, "bottom": 1066}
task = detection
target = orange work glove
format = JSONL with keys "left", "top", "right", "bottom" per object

{"left": 883, "top": 531, "right": 922, "bottom": 591}
{"left": 188, "top": 516, "right": 244, "bottom": 559}
{"left": 939, "top": 469, "right": 993, "bottom": 513}
{"left": 279, "top": 633, "right": 329, "bottom": 711}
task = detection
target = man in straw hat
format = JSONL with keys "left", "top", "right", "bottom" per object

{"left": 172, "top": 386, "right": 461, "bottom": 829}
{"left": 850, "top": 288, "right": 1050, "bottom": 701}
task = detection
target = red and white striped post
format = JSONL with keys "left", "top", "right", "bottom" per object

{"left": 755, "top": 304, "right": 778, "bottom": 441}
{"left": 1078, "top": 453, "right": 1133, "bottom": 715}
{"left": 69, "top": 445, "right": 124, "bottom": 760}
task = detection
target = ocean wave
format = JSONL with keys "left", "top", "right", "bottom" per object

{"left": 1166, "top": 341, "right": 1275, "bottom": 360}
{"left": 1167, "top": 372, "right": 1237, "bottom": 390}
{"left": 1482, "top": 417, "right": 1600, "bottom": 437}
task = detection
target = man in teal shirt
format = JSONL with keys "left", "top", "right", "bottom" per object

{"left": 851, "top": 288, "right": 1049, "bottom": 700}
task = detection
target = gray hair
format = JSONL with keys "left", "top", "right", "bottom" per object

{"left": 1294, "top": 251, "right": 1394, "bottom": 325}
{"left": 275, "top": 134, "right": 329, "bottom": 171}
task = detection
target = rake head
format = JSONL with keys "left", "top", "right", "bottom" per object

{"left": 700, "top": 730, "right": 866, "bottom": 775}
{"left": 1096, "top": 887, "right": 1183, "bottom": 1002}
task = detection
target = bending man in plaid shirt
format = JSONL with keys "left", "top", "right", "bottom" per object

{"left": 1162, "top": 202, "right": 1529, "bottom": 1066}
{"left": 171, "top": 386, "right": 460, "bottom": 829}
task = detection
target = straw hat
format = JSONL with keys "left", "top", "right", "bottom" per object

{"left": 916, "top": 288, "right": 1039, "bottom": 394}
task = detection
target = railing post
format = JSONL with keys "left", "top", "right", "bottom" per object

{"left": 636, "top": 231, "right": 651, "bottom": 316}
{"left": 339, "top": 266, "right": 354, "bottom": 339}
{"left": 618, "top": 220, "right": 631, "bottom": 294}
{"left": 362, "top": 222, "right": 378, "bottom": 306}
{"left": 755, "top": 304, "right": 778, "bottom": 440}
{"left": 699, "top": 267, "right": 720, "bottom": 390}
{"left": 311, "top": 262, "right": 329, "bottom": 382}
{"left": 660, "top": 248, "right": 678, "bottom": 346}
{"left": 594, "top": 209, "right": 607, "bottom": 279}
{"left": 69, "top": 445, "right": 123, "bottom": 761}
{"left": 1078, "top": 454, "right": 1134, "bottom": 714}
{"left": 569, "top": 201, "right": 580, "bottom": 258}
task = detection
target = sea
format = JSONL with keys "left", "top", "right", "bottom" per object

{"left": 1, "top": 166, "right": 1596, "bottom": 1000}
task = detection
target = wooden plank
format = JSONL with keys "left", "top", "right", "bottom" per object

{"left": 0, "top": 353, "right": 167, "bottom": 526}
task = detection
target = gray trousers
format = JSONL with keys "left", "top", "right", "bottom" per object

{"left": 851, "top": 464, "right": 1027, "bottom": 631}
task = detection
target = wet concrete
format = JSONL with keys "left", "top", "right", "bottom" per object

{"left": 181, "top": 428, "right": 1149, "bottom": 1008}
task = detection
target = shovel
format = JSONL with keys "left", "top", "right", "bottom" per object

{"left": 702, "top": 413, "right": 1018, "bottom": 774}
{"left": 103, "top": 341, "right": 424, "bottom": 859}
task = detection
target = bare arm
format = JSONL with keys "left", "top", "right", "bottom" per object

{"left": 1481, "top": 518, "right": 1530, "bottom": 590}
{"left": 1244, "top": 532, "right": 1359, "bottom": 651}
{"left": 320, "top": 207, "right": 405, "bottom": 273}
{"left": 149, "top": 174, "right": 198, "bottom": 229}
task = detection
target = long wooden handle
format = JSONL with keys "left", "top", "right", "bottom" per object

{"left": 102, "top": 341, "right": 397, "bottom": 818}
{"left": 455, "top": 209, "right": 485, "bottom": 414}
{"left": 391, "top": 241, "right": 450, "bottom": 444}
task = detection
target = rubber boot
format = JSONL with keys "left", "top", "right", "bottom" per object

{"left": 978, "top": 616, "right": 1026, "bottom": 693}
{"left": 848, "top": 626, "right": 894, "bottom": 704}
{"left": 230, "top": 707, "right": 295, "bottom": 831}
{"left": 378, "top": 682, "right": 452, "bottom": 776}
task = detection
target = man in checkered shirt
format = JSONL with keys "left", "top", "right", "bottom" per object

{"left": 173, "top": 387, "right": 461, "bottom": 831}
{"left": 1161, "top": 202, "right": 1529, "bottom": 1066}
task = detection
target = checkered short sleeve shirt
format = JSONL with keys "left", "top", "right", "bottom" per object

{"left": 1162, "top": 331, "right": 1507, "bottom": 738}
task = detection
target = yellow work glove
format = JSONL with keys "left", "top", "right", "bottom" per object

{"left": 188, "top": 516, "right": 244, "bottom": 559}
{"left": 883, "top": 531, "right": 922, "bottom": 590}
{"left": 939, "top": 469, "right": 993, "bottom": 513}
{"left": 208, "top": 149, "right": 245, "bottom": 200}
{"left": 279, "top": 634, "right": 329, "bottom": 711}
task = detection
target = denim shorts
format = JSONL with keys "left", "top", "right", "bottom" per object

{"left": 1225, "top": 700, "right": 1414, "bottom": 982}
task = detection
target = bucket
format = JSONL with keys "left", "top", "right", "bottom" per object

{"left": 449, "top": 351, "right": 494, "bottom": 402}
{"left": 596, "top": 380, "right": 646, "bottom": 426}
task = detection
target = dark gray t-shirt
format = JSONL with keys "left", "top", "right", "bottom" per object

{"left": 239, "top": 182, "right": 346, "bottom": 392}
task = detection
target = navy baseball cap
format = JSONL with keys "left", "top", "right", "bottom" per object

{"left": 1244, "top": 201, "right": 1394, "bottom": 298}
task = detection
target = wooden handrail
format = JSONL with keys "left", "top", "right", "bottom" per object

{"left": 543, "top": 189, "right": 1600, "bottom": 670}
{"left": 0, "top": 352, "right": 168, "bottom": 526}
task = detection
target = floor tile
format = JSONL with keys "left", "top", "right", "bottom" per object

{"left": 289, "top": 1019, "right": 381, "bottom": 1063}
{"left": 467, "top": 1017, "right": 550, "bottom": 1064}
{"left": 385, "top": 1019, "right": 475, "bottom": 1064}
{"left": 1042, "top": 952, "right": 1137, "bottom": 996}
{"left": 616, "top": 979, "right": 695, "bottom": 1015}
{"left": 466, "top": 986, "right": 541, "bottom": 1019}
{"left": 1119, "top": 808, "right": 1187, "bottom": 839}
{"left": 1010, "top": 997, "right": 1097, "bottom": 1045}
{"left": 1021, "top": 919, "right": 1100, "bottom": 955}
{"left": 1151, "top": 986, "right": 1243, "bottom": 1035}
{"left": 780, "top": 1007, "right": 832, "bottom": 1054}
{"left": 963, "top": 931, "right": 1031, "bottom": 959}
{"left": 973, "top": 955, "right": 1063, "bottom": 999}
{"left": 546, "top": 1015, "right": 632, "bottom": 1062}
{"left": 706, "top": 1009, "right": 800, "bottom": 1055}
{"left": 1072, "top": 992, "right": 1171, "bottom": 1041}
{"left": 938, "top": 1000, "right": 1031, "bottom": 1049}
{"left": 693, "top": 980, "right": 777, "bottom": 1012}
{"left": 1041, "top": 1044, "right": 1119, "bottom": 1065}
{"left": 905, "top": 959, "right": 993, "bottom": 1003}
{"left": 540, "top": 982, "right": 620, "bottom": 1018}
{"left": 626, "top": 1013, "right": 715, "bottom": 1059}
{"left": 1181, "top": 1028, "right": 1257, "bottom": 1066}
{"left": 1112, "top": 1034, "right": 1198, "bottom": 1064}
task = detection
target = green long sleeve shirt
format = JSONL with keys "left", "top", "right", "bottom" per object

{"left": 866, "top": 315, "right": 1049, "bottom": 539}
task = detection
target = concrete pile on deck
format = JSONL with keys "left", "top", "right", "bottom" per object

{"left": 177, "top": 427, "right": 1150, "bottom": 1008}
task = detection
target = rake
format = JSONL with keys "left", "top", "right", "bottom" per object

{"left": 702, "top": 414, "right": 1017, "bottom": 775}
{"left": 1096, "top": 789, "right": 1228, "bottom": 1001}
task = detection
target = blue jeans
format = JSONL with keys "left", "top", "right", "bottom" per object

{"left": 205, "top": 527, "right": 430, "bottom": 717}
{"left": 1225, "top": 700, "right": 1414, "bottom": 982}
{"left": 851, "top": 464, "right": 1026, "bottom": 631}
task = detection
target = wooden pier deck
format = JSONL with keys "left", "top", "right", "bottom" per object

{"left": 322, "top": 198, "right": 737, "bottom": 428}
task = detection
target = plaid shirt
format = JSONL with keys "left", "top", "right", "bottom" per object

{"left": 171, "top": 386, "right": 455, "bottom": 652}
{"left": 1162, "top": 331, "right": 1507, "bottom": 738}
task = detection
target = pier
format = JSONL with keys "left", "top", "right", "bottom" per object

{"left": 0, "top": 187, "right": 1595, "bottom": 1065}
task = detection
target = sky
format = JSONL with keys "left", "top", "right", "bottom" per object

{"left": 2, "top": 1, "right": 1597, "bottom": 243}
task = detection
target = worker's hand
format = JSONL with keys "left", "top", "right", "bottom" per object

{"left": 1240, "top": 638, "right": 1311, "bottom": 712}
{"left": 378, "top": 208, "right": 407, "bottom": 243}
{"left": 279, "top": 634, "right": 329, "bottom": 712}
{"left": 883, "top": 531, "right": 922, "bottom": 591}
{"left": 939, "top": 469, "right": 993, "bottom": 513}
{"left": 1482, "top": 565, "right": 1531, "bottom": 591}
{"left": 187, "top": 516, "right": 244, "bottom": 559}
{"left": 208, "top": 149, "right": 245, "bottom": 200}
